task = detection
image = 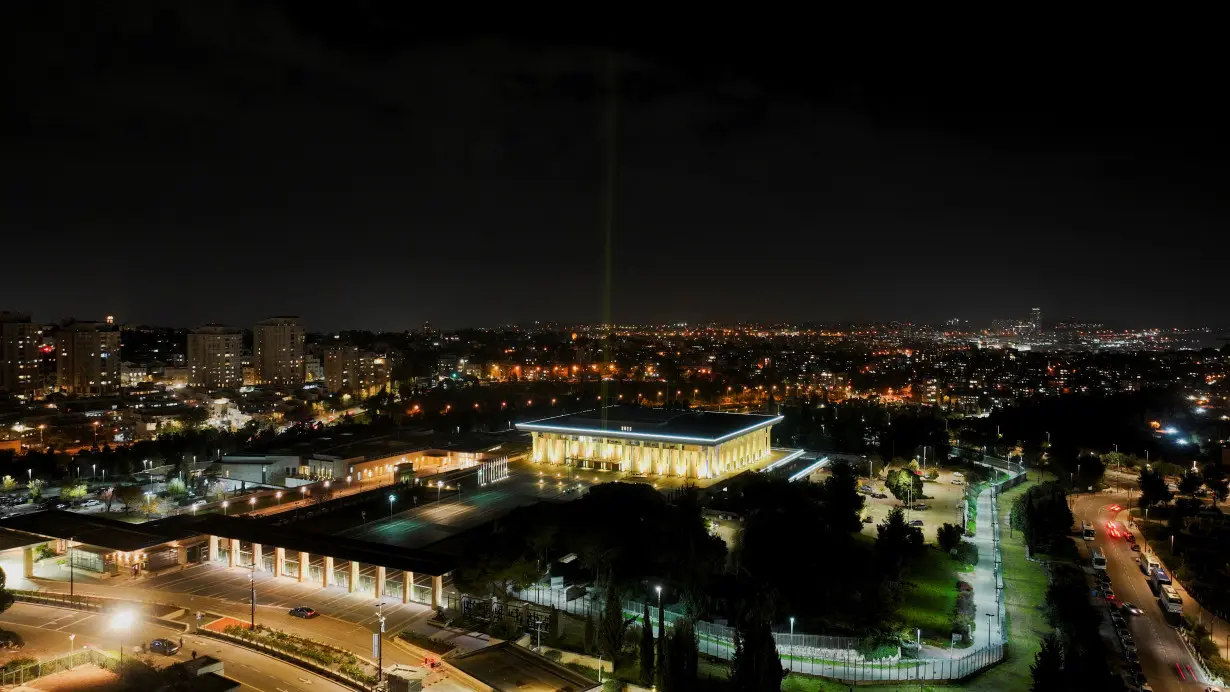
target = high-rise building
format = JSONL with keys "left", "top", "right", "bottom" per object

{"left": 0, "top": 312, "right": 43, "bottom": 398}
{"left": 324, "top": 346, "right": 388, "bottom": 396}
{"left": 1030, "top": 307, "right": 1042, "bottom": 331}
{"left": 253, "top": 317, "right": 305, "bottom": 386}
{"left": 187, "top": 325, "right": 244, "bottom": 389}
{"left": 55, "top": 322, "right": 121, "bottom": 395}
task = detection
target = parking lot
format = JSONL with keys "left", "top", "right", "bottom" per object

{"left": 847, "top": 465, "right": 968, "bottom": 543}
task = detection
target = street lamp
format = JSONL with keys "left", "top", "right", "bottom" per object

{"left": 275, "top": 491, "right": 282, "bottom": 506}
{"left": 92, "top": 463, "right": 96, "bottom": 480}
{"left": 112, "top": 611, "right": 133, "bottom": 675}
{"left": 38, "top": 424, "right": 45, "bottom": 446}
{"left": 248, "top": 497, "right": 256, "bottom": 512}
{"left": 388, "top": 494, "right": 396, "bottom": 518}
{"left": 92, "top": 421, "right": 99, "bottom": 447}
{"left": 69, "top": 633, "right": 75, "bottom": 657}
{"left": 27, "top": 468, "right": 31, "bottom": 482}
{"left": 67, "top": 536, "right": 76, "bottom": 597}
{"left": 789, "top": 616, "right": 795, "bottom": 672}
{"left": 222, "top": 500, "right": 229, "bottom": 516}
{"left": 437, "top": 480, "right": 443, "bottom": 503}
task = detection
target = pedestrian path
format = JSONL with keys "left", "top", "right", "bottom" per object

{"left": 920, "top": 483, "right": 1001, "bottom": 659}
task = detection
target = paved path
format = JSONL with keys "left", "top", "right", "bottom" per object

{"left": 919, "top": 484, "right": 1000, "bottom": 659}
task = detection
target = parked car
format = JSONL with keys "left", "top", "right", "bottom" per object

{"left": 1123, "top": 649, "right": 1139, "bottom": 664}
{"left": 951, "top": 479, "right": 964, "bottom": 485}
{"left": 872, "top": 492, "right": 888, "bottom": 499}
{"left": 859, "top": 485, "right": 874, "bottom": 494}
{"left": 909, "top": 519, "right": 924, "bottom": 527}
{"left": 82, "top": 499, "right": 101, "bottom": 507}
{"left": 1103, "top": 587, "right": 1116, "bottom": 600}
{"left": 149, "top": 638, "right": 180, "bottom": 656}
{"left": 288, "top": 606, "right": 318, "bottom": 619}
{"left": 1130, "top": 543, "right": 1141, "bottom": 552}
{"left": 912, "top": 503, "right": 929, "bottom": 511}
{"left": 1120, "top": 633, "right": 1136, "bottom": 651}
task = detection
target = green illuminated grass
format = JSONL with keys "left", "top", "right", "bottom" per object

{"left": 900, "top": 547, "right": 960, "bottom": 645}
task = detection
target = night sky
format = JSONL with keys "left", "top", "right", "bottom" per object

{"left": 4, "top": 5, "right": 1227, "bottom": 331}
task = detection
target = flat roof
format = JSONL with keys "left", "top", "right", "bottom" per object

{"left": 181, "top": 514, "right": 455, "bottom": 576}
{"left": 517, "top": 406, "right": 782, "bottom": 444}
{"left": 0, "top": 510, "right": 203, "bottom": 552}
{"left": 449, "top": 642, "right": 600, "bottom": 692}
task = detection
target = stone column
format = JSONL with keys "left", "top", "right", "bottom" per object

{"left": 252, "top": 543, "right": 262, "bottom": 572}
{"left": 431, "top": 574, "right": 443, "bottom": 609}
{"left": 23, "top": 545, "right": 34, "bottom": 578}
{"left": 374, "top": 566, "right": 385, "bottom": 598}
{"left": 323, "top": 556, "right": 334, "bottom": 588}
{"left": 348, "top": 560, "right": 360, "bottom": 594}
{"left": 207, "top": 536, "right": 219, "bottom": 562}
{"left": 274, "top": 547, "right": 285, "bottom": 578}
{"left": 402, "top": 571, "right": 413, "bottom": 604}
{"left": 229, "top": 538, "right": 239, "bottom": 568}
{"left": 298, "top": 552, "right": 308, "bottom": 583}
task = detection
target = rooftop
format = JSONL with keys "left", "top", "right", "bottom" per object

{"left": 0, "top": 510, "right": 204, "bottom": 552}
{"left": 517, "top": 406, "right": 782, "bottom": 443}
{"left": 449, "top": 642, "right": 600, "bottom": 692}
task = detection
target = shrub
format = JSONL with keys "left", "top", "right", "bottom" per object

{"left": 34, "top": 544, "right": 57, "bottom": 561}
{"left": 544, "top": 649, "right": 564, "bottom": 661}
{"left": 0, "top": 656, "right": 37, "bottom": 673}
{"left": 564, "top": 661, "right": 600, "bottom": 680}
{"left": 0, "top": 629, "right": 27, "bottom": 649}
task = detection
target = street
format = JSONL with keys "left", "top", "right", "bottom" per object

{"left": 0, "top": 601, "right": 350, "bottom": 692}
{"left": 1071, "top": 491, "right": 1207, "bottom": 691}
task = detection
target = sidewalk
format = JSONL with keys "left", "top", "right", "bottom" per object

{"left": 920, "top": 484, "right": 1001, "bottom": 658}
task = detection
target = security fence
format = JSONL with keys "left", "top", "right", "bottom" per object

{"left": 502, "top": 466, "right": 1025, "bottom": 682}
{"left": 0, "top": 649, "right": 119, "bottom": 686}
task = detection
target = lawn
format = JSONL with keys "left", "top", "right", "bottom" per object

{"left": 939, "top": 476, "right": 1051, "bottom": 692}
{"left": 899, "top": 546, "right": 961, "bottom": 645}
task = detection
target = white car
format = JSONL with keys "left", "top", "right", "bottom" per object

{"left": 192, "top": 499, "right": 207, "bottom": 507}
{"left": 82, "top": 499, "right": 101, "bottom": 507}
{"left": 951, "top": 479, "right": 964, "bottom": 485}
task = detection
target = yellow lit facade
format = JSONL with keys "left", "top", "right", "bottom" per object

{"left": 520, "top": 407, "right": 779, "bottom": 479}
{"left": 529, "top": 428, "right": 771, "bottom": 479}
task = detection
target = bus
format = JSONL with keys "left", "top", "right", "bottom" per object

{"left": 1150, "top": 566, "right": 1172, "bottom": 592}
{"left": 1082, "top": 521, "right": 1096, "bottom": 540}
{"left": 1159, "top": 584, "right": 1183, "bottom": 615}
{"left": 1092, "top": 547, "right": 1107, "bottom": 570}
{"left": 1141, "top": 555, "right": 1161, "bottom": 575}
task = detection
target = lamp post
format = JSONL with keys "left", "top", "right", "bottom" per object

{"left": 69, "top": 633, "right": 75, "bottom": 658}
{"left": 275, "top": 491, "right": 282, "bottom": 506}
{"left": 27, "top": 468, "right": 31, "bottom": 482}
{"left": 375, "top": 602, "right": 386, "bottom": 685}
{"left": 92, "top": 463, "right": 96, "bottom": 480}
{"left": 248, "top": 497, "right": 256, "bottom": 513}
{"left": 38, "top": 424, "right": 45, "bottom": 446}
{"left": 250, "top": 556, "right": 257, "bottom": 630}
{"left": 222, "top": 500, "right": 229, "bottom": 516}
{"left": 437, "top": 480, "right": 443, "bottom": 503}
{"left": 112, "top": 611, "right": 133, "bottom": 676}
{"left": 92, "top": 421, "right": 99, "bottom": 447}
{"left": 388, "top": 494, "right": 396, "bottom": 518}
{"left": 789, "top": 616, "right": 795, "bottom": 672}
{"left": 68, "top": 536, "right": 75, "bottom": 597}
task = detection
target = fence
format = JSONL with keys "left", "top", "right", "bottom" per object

{"left": 504, "top": 468, "right": 1025, "bottom": 683}
{"left": 197, "top": 627, "right": 376, "bottom": 691}
{"left": 0, "top": 649, "right": 119, "bottom": 686}
{"left": 10, "top": 589, "right": 106, "bottom": 612}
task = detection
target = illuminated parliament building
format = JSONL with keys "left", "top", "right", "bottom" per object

{"left": 517, "top": 406, "right": 782, "bottom": 479}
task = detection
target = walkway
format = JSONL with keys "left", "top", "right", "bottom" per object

{"left": 920, "top": 483, "right": 1002, "bottom": 658}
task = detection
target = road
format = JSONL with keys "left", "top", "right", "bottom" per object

{"left": 1072, "top": 491, "right": 1206, "bottom": 692}
{"left": 0, "top": 601, "right": 349, "bottom": 692}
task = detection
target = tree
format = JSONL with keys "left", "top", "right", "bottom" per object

{"left": 875, "top": 507, "right": 923, "bottom": 581}
{"left": 818, "top": 461, "right": 865, "bottom": 533}
{"left": 100, "top": 486, "right": 115, "bottom": 513}
{"left": 583, "top": 614, "right": 597, "bottom": 655}
{"left": 1178, "top": 470, "right": 1202, "bottom": 496}
{"left": 729, "top": 611, "right": 784, "bottom": 692}
{"left": 662, "top": 617, "right": 698, "bottom": 692}
{"left": 1, "top": 476, "right": 17, "bottom": 492}
{"left": 116, "top": 485, "right": 144, "bottom": 513}
{"left": 176, "top": 407, "right": 209, "bottom": 430}
{"left": 27, "top": 478, "right": 45, "bottom": 500}
{"left": 60, "top": 482, "right": 88, "bottom": 501}
{"left": 937, "top": 523, "right": 964, "bottom": 553}
{"left": 1030, "top": 632, "right": 1065, "bottom": 691}
{"left": 0, "top": 566, "right": 15, "bottom": 616}
{"left": 1138, "top": 468, "right": 1172, "bottom": 508}
{"left": 639, "top": 601, "right": 654, "bottom": 687}
{"left": 167, "top": 477, "right": 188, "bottom": 498}
{"left": 885, "top": 468, "right": 923, "bottom": 503}
{"left": 147, "top": 495, "right": 173, "bottom": 517}
{"left": 598, "top": 579, "right": 633, "bottom": 662}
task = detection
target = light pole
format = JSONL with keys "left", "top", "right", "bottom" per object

{"left": 92, "top": 421, "right": 99, "bottom": 447}
{"left": 376, "top": 602, "right": 386, "bottom": 685}
{"left": 437, "top": 480, "right": 443, "bottom": 503}
{"left": 222, "top": 500, "right": 229, "bottom": 516}
{"left": 248, "top": 497, "right": 256, "bottom": 513}
{"left": 987, "top": 613, "right": 992, "bottom": 646}
{"left": 112, "top": 611, "right": 133, "bottom": 676}
{"left": 388, "top": 494, "right": 396, "bottom": 518}
{"left": 69, "top": 633, "right": 75, "bottom": 658}
{"left": 92, "top": 464, "right": 96, "bottom": 480}
{"left": 27, "top": 468, "right": 31, "bottom": 482}
{"left": 38, "top": 424, "right": 45, "bottom": 446}
{"left": 598, "top": 654, "right": 604, "bottom": 683}
{"left": 275, "top": 491, "right": 282, "bottom": 506}
{"left": 250, "top": 557, "right": 256, "bottom": 630}
{"left": 68, "top": 536, "right": 75, "bottom": 597}
{"left": 789, "top": 616, "right": 795, "bottom": 672}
